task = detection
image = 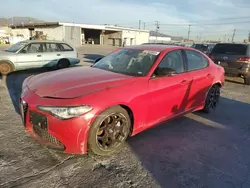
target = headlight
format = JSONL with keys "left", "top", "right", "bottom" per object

{"left": 38, "top": 105, "right": 93, "bottom": 120}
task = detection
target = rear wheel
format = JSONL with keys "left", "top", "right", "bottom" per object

{"left": 56, "top": 59, "right": 70, "bottom": 69}
{"left": 0, "top": 61, "right": 13, "bottom": 75}
{"left": 88, "top": 106, "right": 131, "bottom": 156}
{"left": 202, "top": 84, "right": 220, "bottom": 113}
{"left": 244, "top": 77, "right": 250, "bottom": 85}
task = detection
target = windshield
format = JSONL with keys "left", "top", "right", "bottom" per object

{"left": 92, "top": 49, "right": 159, "bottom": 76}
{"left": 5, "top": 42, "right": 27, "bottom": 53}
{"left": 192, "top": 44, "right": 209, "bottom": 51}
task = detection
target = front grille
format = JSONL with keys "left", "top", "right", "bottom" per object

{"left": 30, "top": 111, "right": 64, "bottom": 148}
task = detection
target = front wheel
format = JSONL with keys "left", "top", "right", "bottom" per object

{"left": 0, "top": 61, "right": 13, "bottom": 75}
{"left": 202, "top": 84, "right": 220, "bottom": 113}
{"left": 88, "top": 106, "right": 131, "bottom": 156}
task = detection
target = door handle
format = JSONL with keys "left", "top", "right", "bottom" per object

{"left": 37, "top": 55, "right": 41, "bottom": 57}
{"left": 180, "top": 80, "right": 188, "bottom": 84}
{"left": 206, "top": 73, "right": 212, "bottom": 78}
{"left": 57, "top": 54, "right": 61, "bottom": 56}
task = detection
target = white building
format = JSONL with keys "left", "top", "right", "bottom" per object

{"left": 10, "top": 22, "right": 150, "bottom": 47}
{"left": 149, "top": 36, "right": 171, "bottom": 43}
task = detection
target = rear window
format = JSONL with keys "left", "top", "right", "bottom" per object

{"left": 211, "top": 44, "right": 247, "bottom": 55}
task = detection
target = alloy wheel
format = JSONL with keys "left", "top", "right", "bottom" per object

{"left": 96, "top": 113, "right": 128, "bottom": 150}
{"left": 207, "top": 86, "right": 220, "bottom": 110}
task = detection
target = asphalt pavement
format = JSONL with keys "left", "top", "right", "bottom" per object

{"left": 1, "top": 45, "right": 250, "bottom": 188}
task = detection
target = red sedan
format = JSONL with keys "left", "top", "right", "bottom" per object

{"left": 20, "top": 45, "right": 225, "bottom": 156}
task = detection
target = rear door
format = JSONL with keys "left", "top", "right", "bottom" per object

{"left": 210, "top": 43, "right": 248, "bottom": 69}
{"left": 183, "top": 49, "right": 214, "bottom": 110}
{"left": 57, "top": 43, "right": 79, "bottom": 64}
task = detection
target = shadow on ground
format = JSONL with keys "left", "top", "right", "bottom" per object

{"left": 225, "top": 78, "right": 244, "bottom": 85}
{"left": 128, "top": 96, "right": 250, "bottom": 188}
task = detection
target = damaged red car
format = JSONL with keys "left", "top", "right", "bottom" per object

{"left": 20, "top": 45, "right": 224, "bottom": 156}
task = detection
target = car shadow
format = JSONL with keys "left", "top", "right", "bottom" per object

{"left": 2, "top": 66, "right": 78, "bottom": 114}
{"left": 83, "top": 54, "right": 105, "bottom": 64}
{"left": 127, "top": 96, "right": 250, "bottom": 188}
{"left": 225, "top": 78, "right": 244, "bottom": 85}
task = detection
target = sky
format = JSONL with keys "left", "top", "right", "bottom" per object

{"left": 2, "top": 0, "right": 250, "bottom": 41}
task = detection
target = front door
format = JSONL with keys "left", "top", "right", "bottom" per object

{"left": 16, "top": 43, "right": 43, "bottom": 69}
{"left": 147, "top": 50, "right": 192, "bottom": 126}
{"left": 183, "top": 50, "right": 214, "bottom": 110}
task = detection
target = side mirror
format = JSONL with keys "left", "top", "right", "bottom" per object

{"left": 155, "top": 67, "right": 176, "bottom": 77}
{"left": 94, "top": 57, "right": 103, "bottom": 64}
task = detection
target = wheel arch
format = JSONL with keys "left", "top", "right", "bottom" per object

{"left": 91, "top": 103, "right": 135, "bottom": 136}
{"left": 213, "top": 81, "right": 223, "bottom": 87}
{"left": 80, "top": 103, "right": 135, "bottom": 154}
{"left": 58, "top": 58, "right": 70, "bottom": 64}
{"left": 119, "top": 104, "right": 134, "bottom": 136}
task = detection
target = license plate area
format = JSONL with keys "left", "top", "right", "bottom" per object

{"left": 29, "top": 111, "right": 48, "bottom": 130}
{"left": 20, "top": 99, "right": 28, "bottom": 126}
{"left": 218, "top": 61, "right": 228, "bottom": 67}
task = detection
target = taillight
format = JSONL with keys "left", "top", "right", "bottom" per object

{"left": 237, "top": 57, "right": 250, "bottom": 62}
{"left": 209, "top": 55, "right": 215, "bottom": 60}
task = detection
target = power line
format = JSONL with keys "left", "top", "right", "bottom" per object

{"left": 112, "top": 16, "right": 250, "bottom": 26}
{"left": 145, "top": 20, "right": 250, "bottom": 27}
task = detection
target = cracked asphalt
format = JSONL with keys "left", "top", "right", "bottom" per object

{"left": 1, "top": 45, "right": 250, "bottom": 188}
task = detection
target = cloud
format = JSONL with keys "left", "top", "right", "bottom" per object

{"left": 1, "top": 0, "right": 250, "bottom": 41}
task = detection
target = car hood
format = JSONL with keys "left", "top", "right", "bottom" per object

{"left": 0, "top": 51, "right": 14, "bottom": 57}
{"left": 27, "top": 67, "right": 136, "bottom": 99}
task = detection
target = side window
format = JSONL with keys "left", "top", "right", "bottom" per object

{"left": 185, "top": 50, "right": 208, "bottom": 71}
{"left": 21, "top": 43, "right": 43, "bottom": 53}
{"left": 44, "top": 43, "right": 60, "bottom": 52}
{"left": 158, "top": 50, "right": 185, "bottom": 74}
{"left": 59, "top": 43, "right": 74, "bottom": 51}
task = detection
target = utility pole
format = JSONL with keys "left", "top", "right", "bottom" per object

{"left": 232, "top": 29, "right": 236, "bottom": 42}
{"left": 248, "top": 31, "right": 250, "bottom": 42}
{"left": 155, "top": 21, "right": 160, "bottom": 42}
{"left": 143, "top": 22, "right": 146, "bottom": 30}
{"left": 138, "top": 20, "right": 141, "bottom": 29}
{"left": 224, "top": 34, "right": 227, "bottom": 42}
{"left": 187, "top": 25, "right": 191, "bottom": 41}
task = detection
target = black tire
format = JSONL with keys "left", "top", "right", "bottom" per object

{"left": 244, "top": 77, "right": 250, "bottom": 85}
{"left": 0, "top": 61, "right": 14, "bottom": 75}
{"left": 202, "top": 84, "right": 220, "bottom": 113}
{"left": 88, "top": 106, "right": 131, "bottom": 156}
{"left": 56, "top": 59, "right": 70, "bottom": 69}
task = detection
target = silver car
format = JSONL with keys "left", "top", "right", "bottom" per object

{"left": 0, "top": 40, "right": 80, "bottom": 75}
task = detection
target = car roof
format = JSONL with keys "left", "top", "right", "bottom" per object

{"left": 215, "top": 43, "right": 248, "bottom": 45}
{"left": 22, "top": 40, "right": 69, "bottom": 44}
{"left": 124, "top": 44, "right": 184, "bottom": 52}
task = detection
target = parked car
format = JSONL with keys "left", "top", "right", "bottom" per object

{"left": 20, "top": 45, "right": 224, "bottom": 156}
{"left": 191, "top": 43, "right": 215, "bottom": 54}
{"left": 0, "top": 40, "right": 80, "bottom": 75}
{"left": 209, "top": 43, "right": 250, "bottom": 85}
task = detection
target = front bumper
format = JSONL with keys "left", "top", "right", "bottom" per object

{"left": 20, "top": 88, "right": 91, "bottom": 154}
